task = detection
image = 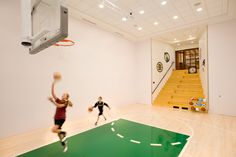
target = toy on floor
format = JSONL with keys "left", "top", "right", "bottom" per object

{"left": 189, "top": 97, "right": 207, "bottom": 112}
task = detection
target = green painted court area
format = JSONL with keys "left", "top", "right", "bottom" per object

{"left": 17, "top": 119, "right": 189, "bottom": 157}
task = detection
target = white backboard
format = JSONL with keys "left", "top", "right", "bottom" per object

{"left": 21, "top": 0, "right": 68, "bottom": 54}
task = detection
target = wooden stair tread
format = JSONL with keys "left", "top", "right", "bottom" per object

{"left": 154, "top": 70, "right": 204, "bottom": 109}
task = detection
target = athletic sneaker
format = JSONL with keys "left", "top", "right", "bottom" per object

{"left": 60, "top": 132, "right": 67, "bottom": 142}
{"left": 61, "top": 131, "right": 67, "bottom": 137}
{"left": 63, "top": 144, "right": 68, "bottom": 152}
{"left": 61, "top": 136, "right": 67, "bottom": 142}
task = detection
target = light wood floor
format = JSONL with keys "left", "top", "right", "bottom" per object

{"left": 1, "top": 104, "right": 236, "bottom": 157}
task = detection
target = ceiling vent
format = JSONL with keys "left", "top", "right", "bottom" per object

{"left": 82, "top": 18, "right": 97, "bottom": 26}
{"left": 194, "top": 2, "right": 201, "bottom": 6}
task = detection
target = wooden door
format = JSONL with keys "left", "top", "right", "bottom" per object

{"left": 175, "top": 48, "right": 199, "bottom": 70}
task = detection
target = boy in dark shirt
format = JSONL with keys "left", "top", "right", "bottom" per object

{"left": 93, "top": 96, "right": 110, "bottom": 125}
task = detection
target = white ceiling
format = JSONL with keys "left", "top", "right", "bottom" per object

{"left": 63, "top": 0, "right": 236, "bottom": 46}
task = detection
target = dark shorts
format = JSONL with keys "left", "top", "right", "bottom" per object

{"left": 98, "top": 109, "right": 103, "bottom": 116}
{"left": 54, "top": 119, "right": 65, "bottom": 129}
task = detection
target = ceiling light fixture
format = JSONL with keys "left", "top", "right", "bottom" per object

{"left": 173, "top": 38, "right": 179, "bottom": 43}
{"left": 154, "top": 21, "right": 159, "bottom": 25}
{"left": 173, "top": 15, "right": 178, "bottom": 19}
{"left": 196, "top": 7, "right": 203, "bottom": 12}
{"left": 98, "top": 3, "right": 104, "bottom": 8}
{"left": 139, "top": 10, "right": 145, "bottom": 14}
{"left": 122, "top": 17, "right": 127, "bottom": 21}
{"left": 188, "top": 35, "right": 196, "bottom": 40}
{"left": 98, "top": 0, "right": 123, "bottom": 13}
{"left": 161, "top": 1, "right": 167, "bottom": 5}
{"left": 137, "top": 27, "right": 142, "bottom": 30}
{"left": 191, "top": 41, "right": 194, "bottom": 44}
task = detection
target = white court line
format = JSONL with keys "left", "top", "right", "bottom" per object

{"left": 170, "top": 117, "right": 194, "bottom": 157}
{"left": 171, "top": 142, "right": 181, "bottom": 145}
{"left": 150, "top": 143, "right": 162, "bottom": 147}
{"left": 130, "top": 139, "right": 141, "bottom": 144}
{"left": 109, "top": 118, "right": 191, "bottom": 155}
{"left": 116, "top": 134, "right": 124, "bottom": 138}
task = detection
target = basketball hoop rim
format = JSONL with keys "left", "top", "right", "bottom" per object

{"left": 54, "top": 39, "right": 75, "bottom": 46}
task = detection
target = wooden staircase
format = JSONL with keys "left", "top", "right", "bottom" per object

{"left": 153, "top": 70, "right": 204, "bottom": 110}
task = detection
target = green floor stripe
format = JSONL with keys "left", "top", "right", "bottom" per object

{"left": 17, "top": 119, "right": 189, "bottom": 157}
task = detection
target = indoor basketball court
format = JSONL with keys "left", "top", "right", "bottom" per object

{"left": 17, "top": 119, "right": 189, "bottom": 157}
{"left": 1, "top": 0, "right": 236, "bottom": 157}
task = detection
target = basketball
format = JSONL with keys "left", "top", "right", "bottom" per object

{"left": 88, "top": 106, "right": 93, "bottom": 112}
{"left": 200, "top": 107, "right": 206, "bottom": 112}
{"left": 191, "top": 106, "right": 196, "bottom": 111}
{"left": 53, "top": 72, "right": 61, "bottom": 80}
{"left": 189, "top": 101, "right": 194, "bottom": 105}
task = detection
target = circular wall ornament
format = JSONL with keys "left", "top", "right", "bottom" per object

{"left": 188, "top": 66, "right": 197, "bottom": 74}
{"left": 164, "top": 52, "right": 170, "bottom": 63}
{"left": 156, "top": 62, "right": 163, "bottom": 73}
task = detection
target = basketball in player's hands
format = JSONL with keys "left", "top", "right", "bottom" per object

{"left": 53, "top": 72, "right": 61, "bottom": 81}
{"left": 88, "top": 106, "right": 93, "bottom": 112}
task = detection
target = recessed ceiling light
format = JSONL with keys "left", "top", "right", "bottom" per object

{"left": 122, "top": 17, "right": 127, "bottom": 21}
{"left": 139, "top": 10, "right": 145, "bottom": 14}
{"left": 137, "top": 27, "right": 142, "bottom": 30}
{"left": 173, "top": 15, "right": 178, "bottom": 19}
{"left": 188, "top": 35, "right": 196, "bottom": 40}
{"left": 98, "top": 4, "right": 104, "bottom": 8}
{"left": 161, "top": 1, "right": 167, "bottom": 5}
{"left": 174, "top": 38, "right": 179, "bottom": 43}
{"left": 154, "top": 21, "right": 159, "bottom": 25}
{"left": 177, "top": 43, "right": 181, "bottom": 46}
{"left": 191, "top": 41, "right": 194, "bottom": 44}
{"left": 196, "top": 7, "right": 203, "bottom": 12}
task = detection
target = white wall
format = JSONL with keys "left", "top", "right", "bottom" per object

{"left": 199, "top": 28, "right": 208, "bottom": 98}
{"left": 151, "top": 40, "right": 175, "bottom": 101}
{"left": 0, "top": 0, "right": 137, "bottom": 138}
{"left": 135, "top": 40, "right": 152, "bottom": 105}
{"left": 208, "top": 19, "right": 236, "bottom": 116}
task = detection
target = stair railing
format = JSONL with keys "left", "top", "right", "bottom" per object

{"left": 152, "top": 61, "right": 175, "bottom": 94}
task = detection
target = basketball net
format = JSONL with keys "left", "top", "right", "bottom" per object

{"left": 54, "top": 39, "right": 75, "bottom": 46}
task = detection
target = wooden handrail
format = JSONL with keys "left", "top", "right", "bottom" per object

{"left": 152, "top": 62, "right": 175, "bottom": 94}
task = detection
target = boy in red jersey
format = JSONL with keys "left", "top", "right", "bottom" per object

{"left": 48, "top": 79, "right": 73, "bottom": 152}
